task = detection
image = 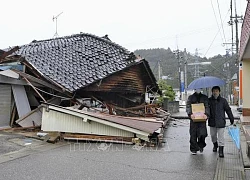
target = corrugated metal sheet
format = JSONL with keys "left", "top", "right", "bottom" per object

{"left": 45, "top": 105, "right": 161, "bottom": 134}
{"left": 0, "top": 84, "right": 11, "bottom": 128}
{"left": 42, "top": 109, "right": 134, "bottom": 137}
{"left": 12, "top": 85, "right": 31, "bottom": 118}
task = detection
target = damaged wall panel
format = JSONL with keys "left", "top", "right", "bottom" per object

{"left": 16, "top": 97, "right": 62, "bottom": 127}
{"left": 0, "top": 74, "right": 27, "bottom": 86}
{"left": 0, "top": 84, "right": 12, "bottom": 128}
{"left": 16, "top": 107, "right": 42, "bottom": 127}
{"left": 12, "top": 85, "right": 31, "bottom": 118}
{"left": 0, "top": 69, "right": 19, "bottom": 79}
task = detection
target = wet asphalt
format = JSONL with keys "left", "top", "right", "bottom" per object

{"left": 0, "top": 120, "right": 218, "bottom": 180}
{"left": 0, "top": 132, "right": 26, "bottom": 155}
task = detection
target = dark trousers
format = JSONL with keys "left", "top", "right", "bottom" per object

{"left": 189, "top": 121, "right": 207, "bottom": 152}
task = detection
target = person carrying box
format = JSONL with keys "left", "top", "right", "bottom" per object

{"left": 186, "top": 89, "right": 210, "bottom": 155}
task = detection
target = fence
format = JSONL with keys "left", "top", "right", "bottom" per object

{"left": 163, "top": 98, "right": 179, "bottom": 114}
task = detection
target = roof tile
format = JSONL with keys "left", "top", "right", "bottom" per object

{"left": 15, "top": 33, "right": 137, "bottom": 92}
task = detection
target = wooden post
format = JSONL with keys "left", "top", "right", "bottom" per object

{"left": 23, "top": 77, "right": 47, "bottom": 102}
{"left": 10, "top": 104, "right": 17, "bottom": 127}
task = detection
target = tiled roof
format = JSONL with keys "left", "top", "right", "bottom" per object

{"left": 15, "top": 33, "right": 137, "bottom": 92}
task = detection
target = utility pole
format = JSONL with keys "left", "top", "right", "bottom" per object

{"left": 230, "top": 0, "right": 234, "bottom": 56}
{"left": 228, "top": 0, "right": 243, "bottom": 105}
{"left": 194, "top": 49, "right": 199, "bottom": 77}
{"left": 158, "top": 60, "right": 161, "bottom": 81}
{"left": 174, "top": 48, "right": 182, "bottom": 100}
{"left": 228, "top": 0, "right": 242, "bottom": 55}
{"left": 183, "top": 48, "right": 188, "bottom": 102}
{"left": 184, "top": 48, "right": 188, "bottom": 91}
{"left": 234, "top": 0, "right": 240, "bottom": 55}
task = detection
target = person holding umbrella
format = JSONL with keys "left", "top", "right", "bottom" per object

{"left": 208, "top": 86, "right": 234, "bottom": 158}
{"left": 186, "top": 89, "right": 210, "bottom": 155}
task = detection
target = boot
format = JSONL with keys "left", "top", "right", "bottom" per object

{"left": 213, "top": 142, "right": 218, "bottom": 152}
{"left": 219, "top": 146, "right": 224, "bottom": 158}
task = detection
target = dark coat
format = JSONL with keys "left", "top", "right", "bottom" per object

{"left": 186, "top": 92, "right": 210, "bottom": 117}
{"left": 208, "top": 95, "right": 234, "bottom": 128}
{"left": 186, "top": 92, "right": 209, "bottom": 151}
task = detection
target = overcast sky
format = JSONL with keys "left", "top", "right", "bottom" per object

{"left": 0, "top": 0, "right": 247, "bottom": 58}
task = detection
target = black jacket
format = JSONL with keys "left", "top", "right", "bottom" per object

{"left": 186, "top": 92, "right": 210, "bottom": 118}
{"left": 208, "top": 95, "right": 234, "bottom": 128}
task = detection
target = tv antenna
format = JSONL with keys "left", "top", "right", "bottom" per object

{"left": 52, "top": 12, "right": 63, "bottom": 38}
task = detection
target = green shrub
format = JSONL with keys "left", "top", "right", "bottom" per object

{"left": 157, "top": 79, "right": 175, "bottom": 104}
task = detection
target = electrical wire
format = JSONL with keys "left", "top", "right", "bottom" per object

{"left": 35, "top": 87, "right": 72, "bottom": 100}
{"left": 152, "top": 60, "right": 160, "bottom": 78}
{"left": 216, "top": 0, "right": 228, "bottom": 49}
{"left": 204, "top": 9, "right": 230, "bottom": 57}
{"left": 210, "top": 0, "right": 225, "bottom": 44}
{"left": 204, "top": 29, "right": 221, "bottom": 57}
{"left": 124, "top": 26, "right": 216, "bottom": 46}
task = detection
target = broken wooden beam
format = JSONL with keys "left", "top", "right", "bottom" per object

{"left": 0, "top": 46, "right": 19, "bottom": 61}
{"left": 22, "top": 77, "right": 47, "bottom": 102}
{"left": 12, "top": 69, "right": 65, "bottom": 93}
{"left": 0, "top": 125, "right": 41, "bottom": 131}
{"left": 62, "top": 133, "right": 133, "bottom": 144}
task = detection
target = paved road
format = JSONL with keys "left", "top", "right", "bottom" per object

{"left": 0, "top": 131, "right": 26, "bottom": 155}
{"left": 0, "top": 120, "right": 218, "bottom": 180}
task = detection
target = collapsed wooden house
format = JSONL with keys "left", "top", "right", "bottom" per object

{"left": 0, "top": 33, "right": 169, "bottom": 145}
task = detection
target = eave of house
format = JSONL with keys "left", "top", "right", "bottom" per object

{"left": 239, "top": 2, "right": 250, "bottom": 61}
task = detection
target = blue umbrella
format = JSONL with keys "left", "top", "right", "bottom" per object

{"left": 228, "top": 126, "right": 240, "bottom": 149}
{"left": 187, "top": 76, "right": 226, "bottom": 90}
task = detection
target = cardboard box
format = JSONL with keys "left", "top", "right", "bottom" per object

{"left": 191, "top": 103, "right": 206, "bottom": 122}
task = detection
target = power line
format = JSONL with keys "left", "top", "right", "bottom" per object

{"left": 216, "top": 0, "right": 228, "bottom": 49}
{"left": 210, "top": 0, "right": 225, "bottom": 44}
{"left": 204, "top": 9, "right": 230, "bottom": 57}
{"left": 124, "top": 25, "right": 218, "bottom": 46}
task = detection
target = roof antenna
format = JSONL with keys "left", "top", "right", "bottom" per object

{"left": 52, "top": 12, "right": 63, "bottom": 38}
